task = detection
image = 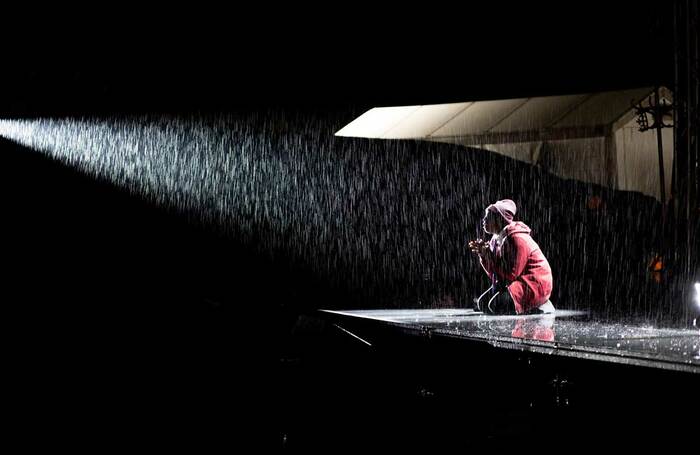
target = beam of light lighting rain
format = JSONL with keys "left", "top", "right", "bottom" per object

{"left": 0, "top": 113, "right": 484, "bottom": 310}
{"left": 0, "top": 115, "right": 279, "bottom": 240}
{"left": 0, "top": 113, "right": 688, "bottom": 324}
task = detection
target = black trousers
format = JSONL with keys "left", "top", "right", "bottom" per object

{"left": 475, "top": 285, "right": 516, "bottom": 315}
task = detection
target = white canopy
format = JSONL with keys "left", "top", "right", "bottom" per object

{"left": 336, "top": 87, "right": 673, "bottom": 201}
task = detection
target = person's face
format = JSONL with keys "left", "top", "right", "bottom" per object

{"left": 482, "top": 209, "right": 502, "bottom": 235}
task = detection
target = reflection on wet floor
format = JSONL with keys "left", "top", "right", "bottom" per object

{"left": 321, "top": 308, "right": 700, "bottom": 372}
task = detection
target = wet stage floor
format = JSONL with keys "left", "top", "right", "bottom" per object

{"left": 320, "top": 309, "right": 700, "bottom": 373}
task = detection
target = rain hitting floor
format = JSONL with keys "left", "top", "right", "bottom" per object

{"left": 320, "top": 308, "right": 700, "bottom": 373}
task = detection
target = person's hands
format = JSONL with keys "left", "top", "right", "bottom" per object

{"left": 468, "top": 239, "right": 489, "bottom": 256}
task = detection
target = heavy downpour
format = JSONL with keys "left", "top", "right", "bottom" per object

{"left": 0, "top": 111, "right": 692, "bottom": 321}
{"left": 1, "top": 1, "right": 698, "bottom": 451}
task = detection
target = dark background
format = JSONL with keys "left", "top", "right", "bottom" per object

{"left": 1, "top": 2, "right": 674, "bottom": 115}
{"left": 2, "top": 2, "right": 691, "bottom": 450}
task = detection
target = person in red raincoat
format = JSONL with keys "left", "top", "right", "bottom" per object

{"left": 468, "top": 199, "right": 555, "bottom": 315}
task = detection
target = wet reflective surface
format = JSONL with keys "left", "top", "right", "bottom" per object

{"left": 322, "top": 309, "right": 700, "bottom": 372}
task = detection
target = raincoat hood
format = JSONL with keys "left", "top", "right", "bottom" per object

{"left": 504, "top": 221, "right": 531, "bottom": 237}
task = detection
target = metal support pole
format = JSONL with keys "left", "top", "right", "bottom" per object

{"left": 654, "top": 87, "right": 667, "bottom": 246}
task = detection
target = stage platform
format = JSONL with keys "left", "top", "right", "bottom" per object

{"left": 320, "top": 308, "right": 700, "bottom": 373}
